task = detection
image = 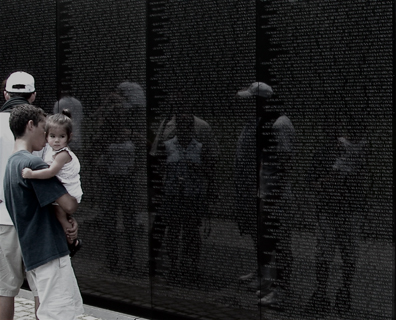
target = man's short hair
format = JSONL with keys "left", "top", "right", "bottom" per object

{"left": 9, "top": 104, "right": 46, "bottom": 139}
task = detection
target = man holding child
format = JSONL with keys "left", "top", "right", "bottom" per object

{"left": 2, "top": 100, "right": 83, "bottom": 318}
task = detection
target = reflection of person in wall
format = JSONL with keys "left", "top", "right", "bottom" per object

{"left": 94, "top": 92, "right": 137, "bottom": 273}
{"left": 150, "top": 111, "right": 219, "bottom": 284}
{"left": 22, "top": 110, "right": 83, "bottom": 257}
{"left": 116, "top": 82, "right": 149, "bottom": 235}
{"left": 94, "top": 82, "right": 147, "bottom": 274}
{"left": 116, "top": 82, "right": 146, "bottom": 115}
{"left": 305, "top": 121, "right": 367, "bottom": 316}
{"left": 235, "top": 82, "right": 295, "bottom": 308}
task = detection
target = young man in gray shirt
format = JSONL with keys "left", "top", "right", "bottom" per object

{"left": 3, "top": 104, "right": 83, "bottom": 320}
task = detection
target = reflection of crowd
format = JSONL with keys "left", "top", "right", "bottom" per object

{"left": 67, "top": 79, "right": 365, "bottom": 318}
{"left": 233, "top": 82, "right": 367, "bottom": 317}
{"left": 0, "top": 72, "right": 370, "bottom": 318}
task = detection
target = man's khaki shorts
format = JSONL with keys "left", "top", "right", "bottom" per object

{"left": 0, "top": 225, "right": 37, "bottom": 297}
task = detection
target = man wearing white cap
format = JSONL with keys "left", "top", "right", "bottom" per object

{"left": 2, "top": 71, "right": 36, "bottom": 106}
{"left": 235, "top": 82, "right": 295, "bottom": 309}
{"left": 0, "top": 71, "right": 38, "bottom": 320}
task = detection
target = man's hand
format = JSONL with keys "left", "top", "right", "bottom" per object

{"left": 66, "top": 216, "right": 79, "bottom": 241}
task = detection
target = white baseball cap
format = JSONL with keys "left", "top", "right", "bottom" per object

{"left": 237, "top": 82, "right": 273, "bottom": 98}
{"left": 5, "top": 71, "right": 35, "bottom": 93}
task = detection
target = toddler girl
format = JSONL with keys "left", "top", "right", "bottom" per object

{"left": 22, "top": 109, "right": 82, "bottom": 257}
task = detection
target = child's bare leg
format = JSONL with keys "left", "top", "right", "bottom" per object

{"left": 53, "top": 205, "right": 74, "bottom": 244}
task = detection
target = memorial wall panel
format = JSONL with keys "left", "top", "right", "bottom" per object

{"left": 55, "top": 0, "right": 150, "bottom": 310}
{"left": 0, "top": 0, "right": 393, "bottom": 319}
{"left": 256, "top": 1, "right": 393, "bottom": 319}
{"left": 147, "top": 1, "right": 260, "bottom": 318}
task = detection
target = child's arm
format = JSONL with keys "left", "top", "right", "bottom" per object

{"left": 22, "top": 150, "right": 71, "bottom": 179}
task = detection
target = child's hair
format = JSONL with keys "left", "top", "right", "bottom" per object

{"left": 46, "top": 109, "right": 73, "bottom": 140}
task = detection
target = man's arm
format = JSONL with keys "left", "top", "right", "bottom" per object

{"left": 55, "top": 193, "right": 78, "bottom": 215}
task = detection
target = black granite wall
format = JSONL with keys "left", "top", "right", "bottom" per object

{"left": 0, "top": 1, "right": 393, "bottom": 319}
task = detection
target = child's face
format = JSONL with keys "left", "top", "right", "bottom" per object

{"left": 47, "top": 125, "right": 69, "bottom": 151}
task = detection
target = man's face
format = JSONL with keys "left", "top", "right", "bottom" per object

{"left": 31, "top": 117, "right": 47, "bottom": 151}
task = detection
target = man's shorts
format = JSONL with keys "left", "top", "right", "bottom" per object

{"left": 0, "top": 225, "right": 37, "bottom": 297}
{"left": 29, "top": 255, "right": 84, "bottom": 320}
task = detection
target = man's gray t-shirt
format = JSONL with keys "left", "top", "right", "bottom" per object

{"left": 3, "top": 150, "right": 69, "bottom": 271}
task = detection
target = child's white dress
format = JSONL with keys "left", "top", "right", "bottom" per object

{"left": 44, "top": 145, "right": 83, "bottom": 203}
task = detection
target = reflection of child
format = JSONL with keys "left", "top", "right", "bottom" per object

{"left": 22, "top": 109, "right": 82, "bottom": 256}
